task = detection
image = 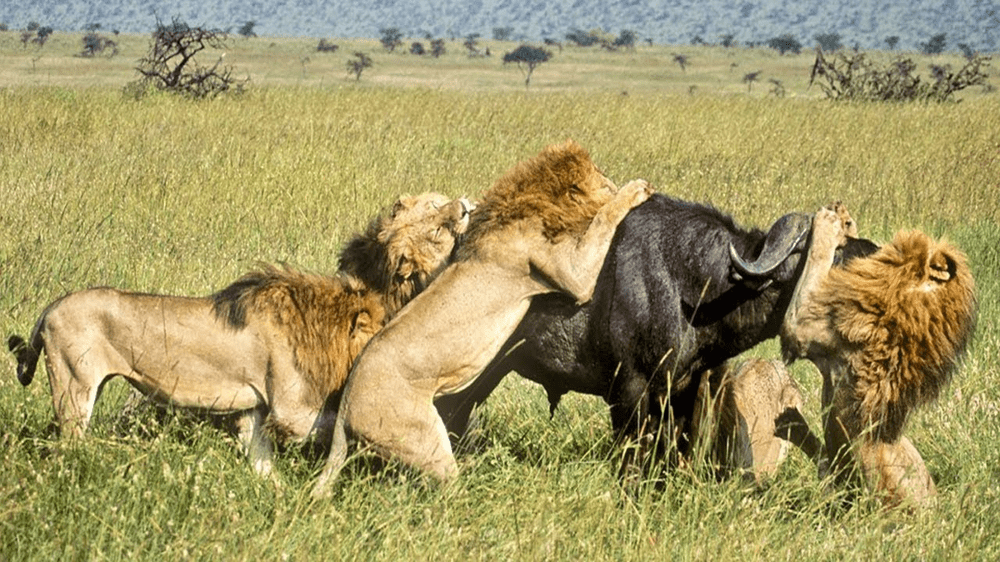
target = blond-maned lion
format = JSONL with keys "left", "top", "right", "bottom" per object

{"left": 8, "top": 192, "right": 472, "bottom": 476}
{"left": 312, "top": 140, "right": 653, "bottom": 496}
{"left": 780, "top": 205, "right": 976, "bottom": 507}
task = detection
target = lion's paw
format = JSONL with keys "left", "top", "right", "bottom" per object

{"left": 620, "top": 179, "right": 654, "bottom": 208}
{"left": 825, "top": 200, "right": 858, "bottom": 241}
{"left": 813, "top": 205, "right": 847, "bottom": 250}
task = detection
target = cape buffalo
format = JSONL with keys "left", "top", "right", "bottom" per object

{"left": 437, "top": 195, "right": 876, "bottom": 475}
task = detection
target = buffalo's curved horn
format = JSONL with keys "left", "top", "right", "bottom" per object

{"left": 729, "top": 212, "right": 812, "bottom": 278}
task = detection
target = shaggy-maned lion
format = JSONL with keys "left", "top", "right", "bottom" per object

{"left": 780, "top": 205, "right": 976, "bottom": 507}
{"left": 8, "top": 192, "right": 472, "bottom": 476}
{"left": 312, "top": 140, "right": 653, "bottom": 496}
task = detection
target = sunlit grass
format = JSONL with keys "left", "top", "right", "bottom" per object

{"left": 0, "top": 57, "right": 998, "bottom": 560}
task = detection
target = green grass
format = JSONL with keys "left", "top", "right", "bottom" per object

{"left": 1, "top": 43, "right": 999, "bottom": 560}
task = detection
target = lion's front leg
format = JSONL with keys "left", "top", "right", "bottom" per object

{"left": 534, "top": 179, "right": 653, "bottom": 303}
{"left": 781, "top": 203, "right": 853, "bottom": 361}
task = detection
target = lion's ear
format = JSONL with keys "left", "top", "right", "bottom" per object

{"left": 392, "top": 195, "right": 416, "bottom": 217}
{"left": 928, "top": 249, "right": 955, "bottom": 283}
{"left": 351, "top": 310, "right": 372, "bottom": 334}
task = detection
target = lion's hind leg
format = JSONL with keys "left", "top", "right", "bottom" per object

{"left": 42, "top": 344, "right": 110, "bottom": 439}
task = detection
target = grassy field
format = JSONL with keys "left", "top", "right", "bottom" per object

{"left": 1, "top": 33, "right": 1000, "bottom": 560}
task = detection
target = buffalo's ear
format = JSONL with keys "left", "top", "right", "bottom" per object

{"left": 833, "top": 237, "right": 879, "bottom": 266}
{"left": 730, "top": 212, "right": 812, "bottom": 281}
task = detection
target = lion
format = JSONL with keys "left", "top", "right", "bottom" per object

{"left": 691, "top": 358, "right": 807, "bottom": 485}
{"left": 780, "top": 204, "right": 976, "bottom": 507}
{"left": 8, "top": 192, "right": 473, "bottom": 476}
{"left": 311, "top": 140, "right": 653, "bottom": 496}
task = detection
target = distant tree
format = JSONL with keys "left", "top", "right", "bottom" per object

{"left": 0, "top": 23, "right": 8, "bottom": 32}
{"left": 80, "top": 31, "right": 118, "bottom": 57}
{"left": 84, "top": 23, "right": 101, "bottom": 32}
{"left": 920, "top": 33, "right": 947, "bottom": 55}
{"left": 132, "top": 18, "right": 246, "bottom": 98}
{"left": 885, "top": 36, "right": 900, "bottom": 50}
{"left": 814, "top": 32, "right": 842, "bottom": 52}
{"left": 543, "top": 37, "right": 563, "bottom": 52}
{"left": 613, "top": 29, "right": 637, "bottom": 50}
{"left": 317, "top": 39, "right": 339, "bottom": 52}
{"left": 347, "top": 51, "right": 373, "bottom": 81}
{"left": 237, "top": 21, "right": 257, "bottom": 38}
{"left": 503, "top": 44, "right": 551, "bottom": 87}
{"left": 720, "top": 34, "right": 736, "bottom": 48}
{"left": 743, "top": 70, "right": 762, "bottom": 91}
{"left": 493, "top": 26, "right": 514, "bottom": 41}
{"left": 691, "top": 35, "right": 705, "bottom": 45}
{"left": 672, "top": 53, "right": 689, "bottom": 72}
{"left": 410, "top": 42, "right": 425, "bottom": 55}
{"left": 430, "top": 38, "right": 446, "bottom": 58}
{"left": 565, "top": 28, "right": 599, "bottom": 47}
{"left": 768, "top": 78, "right": 785, "bottom": 97}
{"left": 27, "top": 21, "right": 40, "bottom": 31}
{"left": 379, "top": 28, "right": 403, "bottom": 52}
{"left": 957, "top": 43, "right": 975, "bottom": 59}
{"left": 464, "top": 33, "right": 484, "bottom": 56}
{"left": 767, "top": 34, "right": 802, "bottom": 55}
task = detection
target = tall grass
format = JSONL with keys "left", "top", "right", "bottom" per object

{"left": 1, "top": 82, "right": 999, "bottom": 560}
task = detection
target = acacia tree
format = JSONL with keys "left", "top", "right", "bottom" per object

{"left": 347, "top": 51, "right": 373, "bottom": 81}
{"left": 814, "top": 32, "right": 843, "bottom": 52}
{"left": 920, "top": 33, "right": 947, "bottom": 55}
{"left": 133, "top": 18, "right": 246, "bottom": 98}
{"left": 379, "top": 28, "right": 403, "bottom": 52}
{"left": 503, "top": 44, "right": 551, "bottom": 88}
{"left": 767, "top": 34, "right": 802, "bottom": 55}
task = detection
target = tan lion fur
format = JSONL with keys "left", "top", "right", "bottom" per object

{"left": 692, "top": 358, "right": 805, "bottom": 484}
{"left": 781, "top": 205, "right": 976, "bottom": 508}
{"left": 8, "top": 192, "right": 472, "bottom": 476}
{"left": 313, "top": 140, "right": 654, "bottom": 497}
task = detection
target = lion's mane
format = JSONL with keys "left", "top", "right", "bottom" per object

{"left": 212, "top": 265, "right": 384, "bottom": 409}
{"left": 817, "top": 230, "right": 977, "bottom": 442}
{"left": 459, "top": 140, "right": 609, "bottom": 255}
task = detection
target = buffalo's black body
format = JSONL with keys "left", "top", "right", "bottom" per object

{"left": 438, "top": 194, "right": 876, "bottom": 462}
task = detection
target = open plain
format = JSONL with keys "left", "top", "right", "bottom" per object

{"left": 1, "top": 31, "right": 999, "bottom": 560}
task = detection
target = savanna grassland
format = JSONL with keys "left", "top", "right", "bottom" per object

{"left": 1, "top": 31, "right": 1000, "bottom": 560}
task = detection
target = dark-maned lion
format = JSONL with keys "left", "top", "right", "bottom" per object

{"left": 8, "top": 192, "right": 472, "bottom": 476}
{"left": 780, "top": 206, "right": 976, "bottom": 507}
{"left": 312, "top": 140, "right": 653, "bottom": 496}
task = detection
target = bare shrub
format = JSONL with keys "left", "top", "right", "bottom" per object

{"left": 131, "top": 18, "right": 247, "bottom": 99}
{"left": 317, "top": 39, "right": 339, "bottom": 53}
{"left": 810, "top": 47, "right": 991, "bottom": 102}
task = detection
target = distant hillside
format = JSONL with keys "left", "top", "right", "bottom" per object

{"left": 2, "top": 0, "right": 997, "bottom": 52}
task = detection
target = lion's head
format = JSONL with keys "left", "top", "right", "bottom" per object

{"left": 459, "top": 140, "right": 618, "bottom": 256}
{"left": 339, "top": 192, "right": 473, "bottom": 316}
{"left": 821, "top": 229, "right": 977, "bottom": 441}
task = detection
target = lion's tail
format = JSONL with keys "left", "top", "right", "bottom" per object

{"left": 8, "top": 304, "right": 52, "bottom": 386}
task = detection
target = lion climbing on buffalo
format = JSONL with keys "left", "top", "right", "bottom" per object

{"left": 312, "top": 140, "right": 653, "bottom": 496}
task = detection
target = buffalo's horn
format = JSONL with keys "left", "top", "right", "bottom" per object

{"left": 729, "top": 212, "right": 812, "bottom": 278}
